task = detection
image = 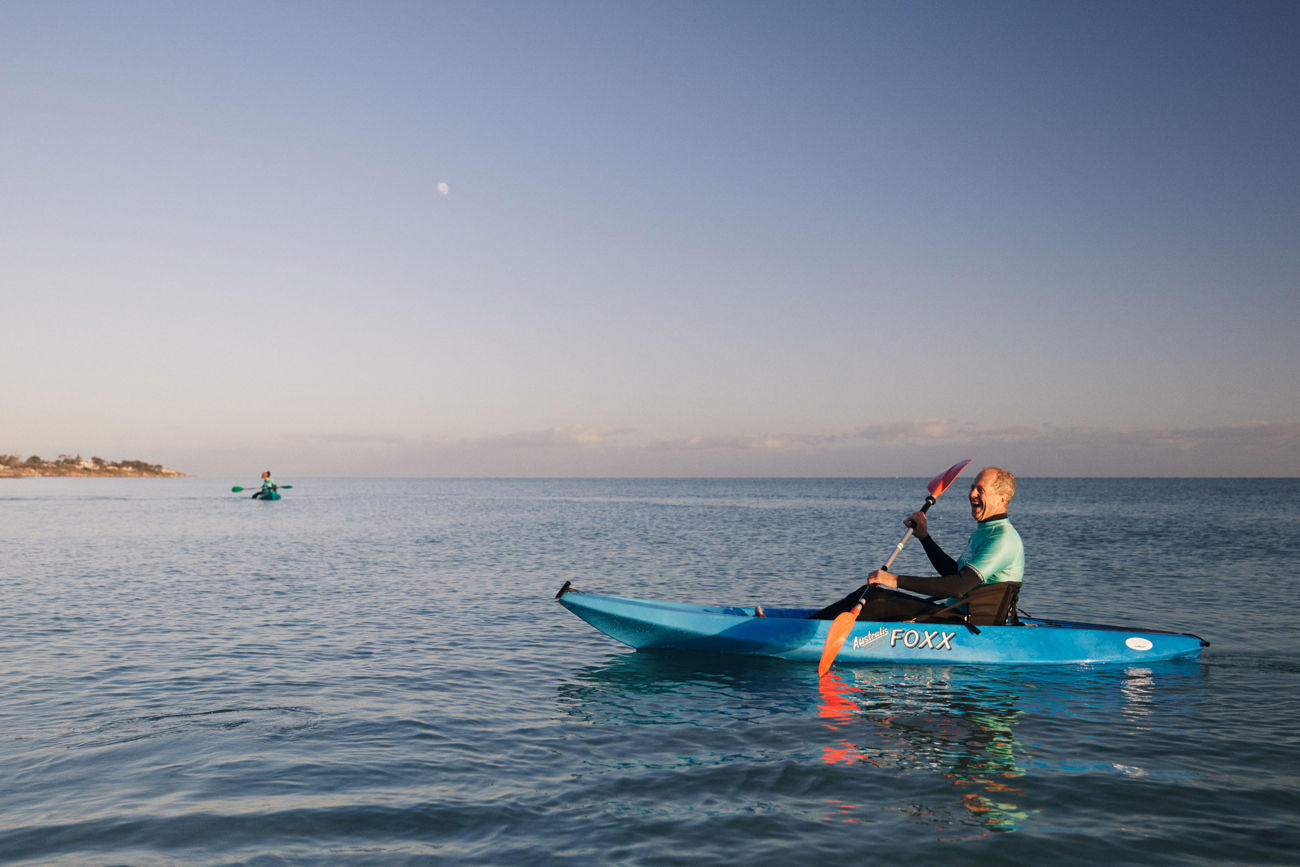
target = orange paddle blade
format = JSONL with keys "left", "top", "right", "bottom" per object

{"left": 927, "top": 459, "right": 972, "bottom": 498}
{"left": 818, "top": 605, "right": 861, "bottom": 677}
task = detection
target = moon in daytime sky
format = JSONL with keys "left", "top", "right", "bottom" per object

{"left": 437, "top": 182, "right": 449, "bottom": 196}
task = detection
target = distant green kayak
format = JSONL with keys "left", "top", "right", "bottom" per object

{"left": 231, "top": 484, "right": 292, "bottom": 498}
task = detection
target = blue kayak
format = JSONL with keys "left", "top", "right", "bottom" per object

{"left": 556, "top": 584, "right": 1208, "bottom": 666}
{"left": 252, "top": 489, "right": 281, "bottom": 500}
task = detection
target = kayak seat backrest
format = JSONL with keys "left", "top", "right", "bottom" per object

{"left": 912, "top": 581, "right": 1023, "bottom": 628}
{"left": 965, "top": 581, "right": 1022, "bottom": 626}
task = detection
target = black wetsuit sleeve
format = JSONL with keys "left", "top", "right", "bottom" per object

{"left": 919, "top": 534, "right": 959, "bottom": 575}
{"left": 893, "top": 566, "right": 983, "bottom": 599}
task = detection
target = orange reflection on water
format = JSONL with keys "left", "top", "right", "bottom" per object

{"left": 818, "top": 672, "right": 867, "bottom": 766}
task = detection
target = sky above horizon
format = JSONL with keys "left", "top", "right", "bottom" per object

{"left": 3, "top": 0, "right": 1298, "bottom": 478}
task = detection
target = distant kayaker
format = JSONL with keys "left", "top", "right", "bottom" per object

{"left": 254, "top": 471, "right": 277, "bottom": 499}
{"left": 812, "top": 467, "right": 1024, "bottom": 623}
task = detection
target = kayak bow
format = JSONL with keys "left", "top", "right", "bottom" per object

{"left": 555, "top": 583, "right": 1208, "bottom": 666}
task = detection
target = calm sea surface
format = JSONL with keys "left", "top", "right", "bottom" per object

{"left": 1, "top": 477, "right": 1297, "bottom": 865}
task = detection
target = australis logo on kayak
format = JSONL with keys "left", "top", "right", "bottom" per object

{"left": 852, "top": 627, "right": 891, "bottom": 650}
{"left": 855, "top": 628, "right": 957, "bottom": 651}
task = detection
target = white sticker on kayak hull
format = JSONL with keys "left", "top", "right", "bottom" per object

{"left": 1125, "top": 636, "right": 1154, "bottom": 651}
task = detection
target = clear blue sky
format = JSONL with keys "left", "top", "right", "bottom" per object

{"left": 3, "top": 0, "right": 1297, "bottom": 477}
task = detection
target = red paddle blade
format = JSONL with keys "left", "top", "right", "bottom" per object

{"left": 818, "top": 605, "right": 861, "bottom": 677}
{"left": 927, "top": 459, "right": 972, "bottom": 498}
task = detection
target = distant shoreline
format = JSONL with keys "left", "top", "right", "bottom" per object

{"left": 0, "top": 455, "right": 186, "bottom": 478}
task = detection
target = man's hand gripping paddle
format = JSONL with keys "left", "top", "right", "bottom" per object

{"left": 817, "top": 459, "right": 972, "bottom": 677}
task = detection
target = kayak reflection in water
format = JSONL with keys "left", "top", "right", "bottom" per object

{"left": 818, "top": 670, "right": 1030, "bottom": 832}
{"left": 812, "top": 467, "right": 1025, "bottom": 624}
{"left": 252, "top": 470, "right": 278, "bottom": 499}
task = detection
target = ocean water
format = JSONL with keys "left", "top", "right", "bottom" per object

{"left": 1, "top": 476, "right": 1297, "bottom": 865}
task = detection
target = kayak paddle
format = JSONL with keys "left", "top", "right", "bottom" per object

{"left": 231, "top": 485, "right": 293, "bottom": 492}
{"left": 817, "top": 459, "right": 972, "bottom": 677}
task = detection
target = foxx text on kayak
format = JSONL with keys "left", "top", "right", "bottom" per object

{"left": 853, "top": 628, "right": 957, "bottom": 652}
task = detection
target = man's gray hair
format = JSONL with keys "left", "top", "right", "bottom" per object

{"left": 984, "top": 467, "right": 1016, "bottom": 503}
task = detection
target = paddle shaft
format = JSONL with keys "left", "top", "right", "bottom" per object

{"left": 860, "top": 495, "right": 936, "bottom": 604}
{"left": 818, "top": 497, "right": 935, "bottom": 676}
{"left": 817, "top": 459, "right": 971, "bottom": 678}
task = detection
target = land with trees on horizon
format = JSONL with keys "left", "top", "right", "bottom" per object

{"left": 0, "top": 454, "right": 186, "bottom": 478}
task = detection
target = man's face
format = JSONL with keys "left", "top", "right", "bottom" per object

{"left": 969, "top": 469, "right": 1010, "bottom": 521}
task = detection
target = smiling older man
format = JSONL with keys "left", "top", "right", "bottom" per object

{"left": 812, "top": 467, "right": 1024, "bottom": 623}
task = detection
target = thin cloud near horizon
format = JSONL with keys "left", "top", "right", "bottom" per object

{"left": 300, "top": 419, "right": 1299, "bottom": 452}
{"left": 214, "top": 419, "right": 1300, "bottom": 478}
